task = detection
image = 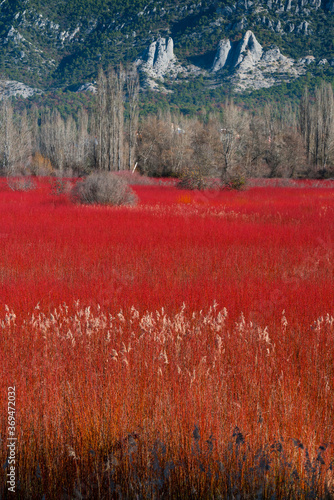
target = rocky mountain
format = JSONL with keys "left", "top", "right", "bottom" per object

{"left": 210, "top": 30, "right": 304, "bottom": 91}
{"left": 0, "top": 0, "right": 333, "bottom": 100}
{"left": 137, "top": 30, "right": 316, "bottom": 91}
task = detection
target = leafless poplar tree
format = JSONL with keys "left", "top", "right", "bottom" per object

{"left": 96, "top": 67, "right": 108, "bottom": 170}
{"left": 39, "top": 109, "right": 65, "bottom": 171}
{"left": 115, "top": 64, "right": 124, "bottom": 171}
{"left": 95, "top": 65, "right": 125, "bottom": 171}
{"left": 299, "top": 82, "right": 334, "bottom": 176}
{"left": 30, "top": 105, "right": 40, "bottom": 156}
{"left": 0, "top": 100, "right": 32, "bottom": 175}
{"left": 313, "top": 82, "right": 334, "bottom": 171}
{"left": 39, "top": 108, "right": 92, "bottom": 173}
{"left": 126, "top": 68, "right": 139, "bottom": 170}
{"left": 219, "top": 100, "right": 249, "bottom": 181}
{"left": 17, "top": 108, "right": 32, "bottom": 168}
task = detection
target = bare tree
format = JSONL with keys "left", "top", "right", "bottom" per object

{"left": 77, "top": 108, "right": 92, "bottom": 171}
{"left": 39, "top": 108, "right": 92, "bottom": 174}
{"left": 136, "top": 114, "right": 173, "bottom": 176}
{"left": 247, "top": 102, "right": 306, "bottom": 178}
{"left": 17, "top": 108, "right": 32, "bottom": 169}
{"left": 0, "top": 100, "right": 32, "bottom": 175}
{"left": 39, "top": 109, "right": 65, "bottom": 171}
{"left": 1, "top": 101, "right": 15, "bottom": 174}
{"left": 219, "top": 100, "right": 249, "bottom": 181}
{"left": 94, "top": 65, "right": 125, "bottom": 171}
{"left": 96, "top": 67, "right": 108, "bottom": 170}
{"left": 312, "top": 82, "right": 334, "bottom": 174}
{"left": 171, "top": 114, "right": 193, "bottom": 176}
{"left": 186, "top": 117, "right": 221, "bottom": 186}
{"left": 30, "top": 105, "right": 40, "bottom": 157}
{"left": 115, "top": 64, "right": 125, "bottom": 171}
{"left": 126, "top": 68, "right": 139, "bottom": 170}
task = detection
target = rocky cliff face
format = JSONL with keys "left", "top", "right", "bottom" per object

{"left": 210, "top": 30, "right": 307, "bottom": 90}
{"left": 137, "top": 37, "right": 194, "bottom": 90}
{"left": 140, "top": 38, "right": 176, "bottom": 78}
{"left": 138, "top": 37, "right": 177, "bottom": 79}
{"left": 0, "top": 81, "right": 41, "bottom": 99}
{"left": 138, "top": 30, "right": 317, "bottom": 92}
{"left": 212, "top": 31, "right": 263, "bottom": 73}
{"left": 211, "top": 40, "right": 233, "bottom": 72}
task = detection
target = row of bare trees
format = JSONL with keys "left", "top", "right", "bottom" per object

{"left": 300, "top": 82, "right": 334, "bottom": 175}
{"left": 0, "top": 65, "right": 140, "bottom": 177}
{"left": 136, "top": 84, "right": 334, "bottom": 183}
{"left": 0, "top": 102, "right": 32, "bottom": 175}
{"left": 0, "top": 78, "right": 333, "bottom": 181}
{"left": 0, "top": 101, "right": 93, "bottom": 176}
{"left": 136, "top": 102, "right": 306, "bottom": 184}
{"left": 39, "top": 108, "right": 92, "bottom": 173}
{"left": 93, "top": 65, "right": 139, "bottom": 172}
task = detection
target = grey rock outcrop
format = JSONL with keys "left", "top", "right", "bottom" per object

{"left": 296, "top": 20, "right": 310, "bottom": 33}
{"left": 234, "top": 30, "right": 263, "bottom": 69}
{"left": 76, "top": 82, "right": 97, "bottom": 93}
{"left": 141, "top": 37, "right": 175, "bottom": 78}
{"left": 211, "top": 39, "right": 232, "bottom": 72}
{"left": 137, "top": 36, "right": 195, "bottom": 91}
{"left": 275, "top": 20, "right": 284, "bottom": 33}
{"left": 211, "top": 30, "right": 308, "bottom": 91}
{"left": 261, "top": 16, "right": 273, "bottom": 28}
{"left": 232, "top": 16, "right": 247, "bottom": 30}
{"left": 4, "top": 26, "right": 25, "bottom": 45}
{"left": 311, "top": 0, "right": 322, "bottom": 8}
{"left": 0, "top": 80, "right": 41, "bottom": 99}
{"left": 211, "top": 30, "right": 263, "bottom": 73}
{"left": 299, "top": 55, "right": 315, "bottom": 64}
{"left": 285, "top": 0, "right": 292, "bottom": 11}
{"left": 261, "top": 45, "right": 290, "bottom": 63}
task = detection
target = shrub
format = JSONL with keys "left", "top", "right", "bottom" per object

{"left": 177, "top": 166, "right": 210, "bottom": 190}
{"left": 49, "top": 177, "right": 73, "bottom": 196}
{"left": 71, "top": 171, "right": 138, "bottom": 206}
{"left": 222, "top": 174, "right": 246, "bottom": 191}
{"left": 7, "top": 176, "right": 36, "bottom": 192}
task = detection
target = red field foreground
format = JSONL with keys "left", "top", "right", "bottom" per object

{"left": 1, "top": 178, "right": 334, "bottom": 498}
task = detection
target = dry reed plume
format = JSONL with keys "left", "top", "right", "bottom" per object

{"left": 1, "top": 303, "right": 334, "bottom": 498}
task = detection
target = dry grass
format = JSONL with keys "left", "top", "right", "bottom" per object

{"left": 1, "top": 303, "right": 334, "bottom": 498}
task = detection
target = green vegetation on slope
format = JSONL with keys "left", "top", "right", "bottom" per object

{"left": 0, "top": 0, "right": 333, "bottom": 110}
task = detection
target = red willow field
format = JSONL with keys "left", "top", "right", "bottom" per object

{"left": 1, "top": 177, "right": 334, "bottom": 498}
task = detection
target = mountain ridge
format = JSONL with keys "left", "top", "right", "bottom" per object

{"left": 0, "top": 0, "right": 333, "bottom": 102}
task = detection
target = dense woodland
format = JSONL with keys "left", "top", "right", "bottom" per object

{"left": 1, "top": 69, "right": 334, "bottom": 184}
